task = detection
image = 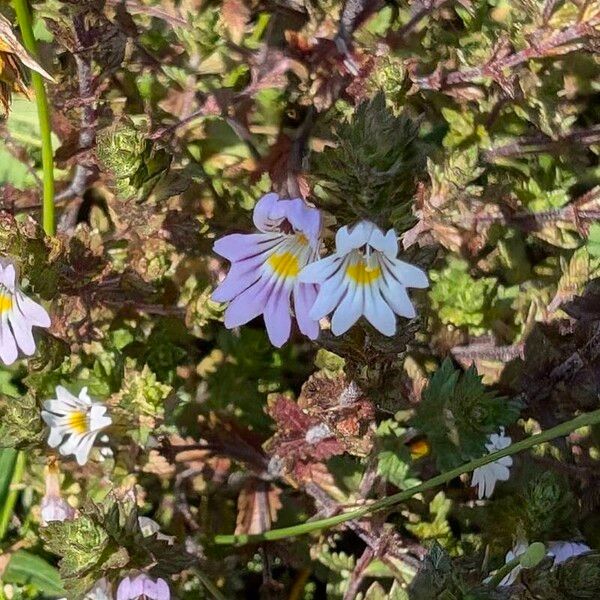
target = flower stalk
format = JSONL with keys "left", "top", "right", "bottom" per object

{"left": 12, "top": 0, "right": 55, "bottom": 236}
{"left": 214, "top": 407, "right": 600, "bottom": 545}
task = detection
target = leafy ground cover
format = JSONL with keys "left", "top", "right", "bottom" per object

{"left": 1, "top": 0, "right": 600, "bottom": 599}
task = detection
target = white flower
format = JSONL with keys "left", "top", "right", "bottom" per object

{"left": 298, "top": 220, "right": 428, "bottom": 336}
{"left": 41, "top": 386, "right": 112, "bottom": 466}
{"left": 499, "top": 540, "right": 528, "bottom": 586}
{"left": 40, "top": 460, "right": 76, "bottom": 524}
{"left": 498, "top": 539, "right": 591, "bottom": 586}
{"left": 548, "top": 541, "right": 590, "bottom": 565}
{"left": 471, "top": 428, "right": 513, "bottom": 499}
{"left": 0, "top": 260, "right": 50, "bottom": 365}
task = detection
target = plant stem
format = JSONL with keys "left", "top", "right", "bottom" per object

{"left": 0, "top": 451, "right": 26, "bottom": 540}
{"left": 12, "top": 0, "right": 55, "bottom": 236}
{"left": 487, "top": 555, "right": 521, "bottom": 588}
{"left": 214, "top": 408, "right": 600, "bottom": 545}
{"left": 197, "top": 571, "right": 227, "bottom": 600}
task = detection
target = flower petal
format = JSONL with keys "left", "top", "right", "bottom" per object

{"left": 335, "top": 221, "right": 373, "bottom": 255}
{"left": 385, "top": 257, "right": 429, "bottom": 288}
{"left": 211, "top": 254, "right": 265, "bottom": 303}
{"left": 331, "top": 283, "right": 364, "bottom": 335}
{"left": 223, "top": 278, "right": 272, "bottom": 328}
{"left": 380, "top": 276, "right": 416, "bottom": 319}
{"left": 368, "top": 227, "right": 397, "bottom": 257}
{"left": 0, "top": 315, "right": 18, "bottom": 365}
{"left": 293, "top": 283, "right": 319, "bottom": 340}
{"left": 363, "top": 284, "right": 396, "bottom": 335}
{"left": 263, "top": 284, "right": 292, "bottom": 347}
{"left": 213, "top": 233, "right": 281, "bottom": 262}
{"left": 253, "top": 192, "right": 284, "bottom": 231}
{"left": 153, "top": 578, "right": 171, "bottom": 600}
{"left": 90, "top": 405, "right": 112, "bottom": 432}
{"left": 8, "top": 308, "right": 36, "bottom": 355}
{"left": 308, "top": 270, "right": 348, "bottom": 321}
{"left": 284, "top": 198, "right": 322, "bottom": 247}
{"left": 73, "top": 432, "right": 98, "bottom": 466}
{"left": 15, "top": 294, "right": 51, "bottom": 327}
{"left": 116, "top": 577, "right": 132, "bottom": 600}
{"left": 298, "top": 255, "right": 341, "bottom": 284}
{"left": 0, "top": 263, "right": 17, "bottom": 290}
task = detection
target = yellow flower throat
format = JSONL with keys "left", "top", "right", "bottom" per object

{"left": 67, "top": 411, "right": 89, "bottom": 435}
{"left": 346, "top": 260, "right": 381, "bottom": 285}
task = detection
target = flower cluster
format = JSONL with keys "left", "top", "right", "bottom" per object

{"left": 212, "top": 194, "right": 428, "bottom": 346}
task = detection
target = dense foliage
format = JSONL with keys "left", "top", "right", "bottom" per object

{"left": 1, "top": 0, "right": 600, "bottom": 599}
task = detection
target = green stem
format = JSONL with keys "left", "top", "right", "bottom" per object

{"left": 197, "top": 571, "right": 227, "bottom": 600}
{"left": 12, "top": 0, "right": 55, "bottom": 236}
{"left": 487, "top": 555, "right": 520, "bottom": 588}
{"left": 0, "top": 451, "right": 26, "bottom": 540}
{"left": 214, "top": 408, "right": 600, "bottom": 545}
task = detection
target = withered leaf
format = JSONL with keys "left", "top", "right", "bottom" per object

{"left": 235, "top": 480, "right": 282, "bottom": 535}
{"left": 0, "top": 13, "right": 54, "bottom": 112}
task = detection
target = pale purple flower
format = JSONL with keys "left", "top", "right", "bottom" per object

{"left": 40, "top": 460, "right": 76, "bottom": 525}
{"left": 471, "top": 428, "right": 512, "bottom": 499}
{"left": 41, "top": 386, "right": 112, "bottom": 466}
{"left": 0, "top": 259, "right": 50, "bottom": 365}
{"left": 548, "top": 541, "right": 590, "bottom": 565}
{"left": 116, "top": 574, "right": 170, "bottom": 600}
{"left": 298, "top": 220, "right": 428, "bottom": 336}
{"left": 212, "top": 193, "right": 321, "bottom": 347}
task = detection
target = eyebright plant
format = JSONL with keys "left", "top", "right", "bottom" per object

{"left": 1, "top": 1, "right": 600, "bottom": 599}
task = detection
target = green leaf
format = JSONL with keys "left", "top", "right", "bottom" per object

{"left": 587, "top": 222, "right": 600, "bottom": 257}
{"left": 375, "top": 420, "right": 419, "bottom": 489}
{"left": 411, "top": 359, "right": 521, "bottom": 470}
{"left": 311, "top": 92, "right": 425, "bottom": 231}
{"left": 406, "top": 492, "right": 452, "bottom": 541}
{"left": 429, "top": 257, "right": 498, "bottom": 335}
{"left": 3, "top": 550, "right": 66, "bottom": 596}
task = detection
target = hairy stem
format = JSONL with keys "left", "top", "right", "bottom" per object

{"left": 214, "top": 407, "right": 600, "bottom": 545}
{"left": 12, "top": 0, "right": 55, "bottom": 236}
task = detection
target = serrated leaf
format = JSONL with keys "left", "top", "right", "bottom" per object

{"left": 411, "top": 359, "right": 520, "bottom": 470}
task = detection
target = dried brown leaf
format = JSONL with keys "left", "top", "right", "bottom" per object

{"left": 235, "top": 480, "right": 282, "bottom": 535}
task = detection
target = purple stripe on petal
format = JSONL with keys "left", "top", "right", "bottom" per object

{"left": 0, "top": 315, "right": 18, "bottom": 365}
{"left": 213, "top": 233, "right": 282, "bottom": 262}
{"left": 224, "top": 278, "right": 272, "bottom": 328}
{"left": 263, "top": 284, "right": 292, "bottom": 347}
{"left": 363, "top": 283, "right": 396, "bottom": 335}
{"left": 307, "top": 267, "right": 348, "bottom": 321}
{"left": 383, "top": 256, "right": 429, "bottom": 289}
{"left": 16, "top": 294, "right": 51, "bottom": 327}
{"left": 8, "top": 310, "right": 36, "bottom": 356}
{"left": 331, "top": 282, "right": 364, "bottom": 336}
{"left": 298, "top": 255, "right": 341, "bottom": 284}
{"left": 212, "top": 257, "right": 264, "bottom": 303}
{"left": 293, "top": 283, "right": 319, "bottom": 340}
